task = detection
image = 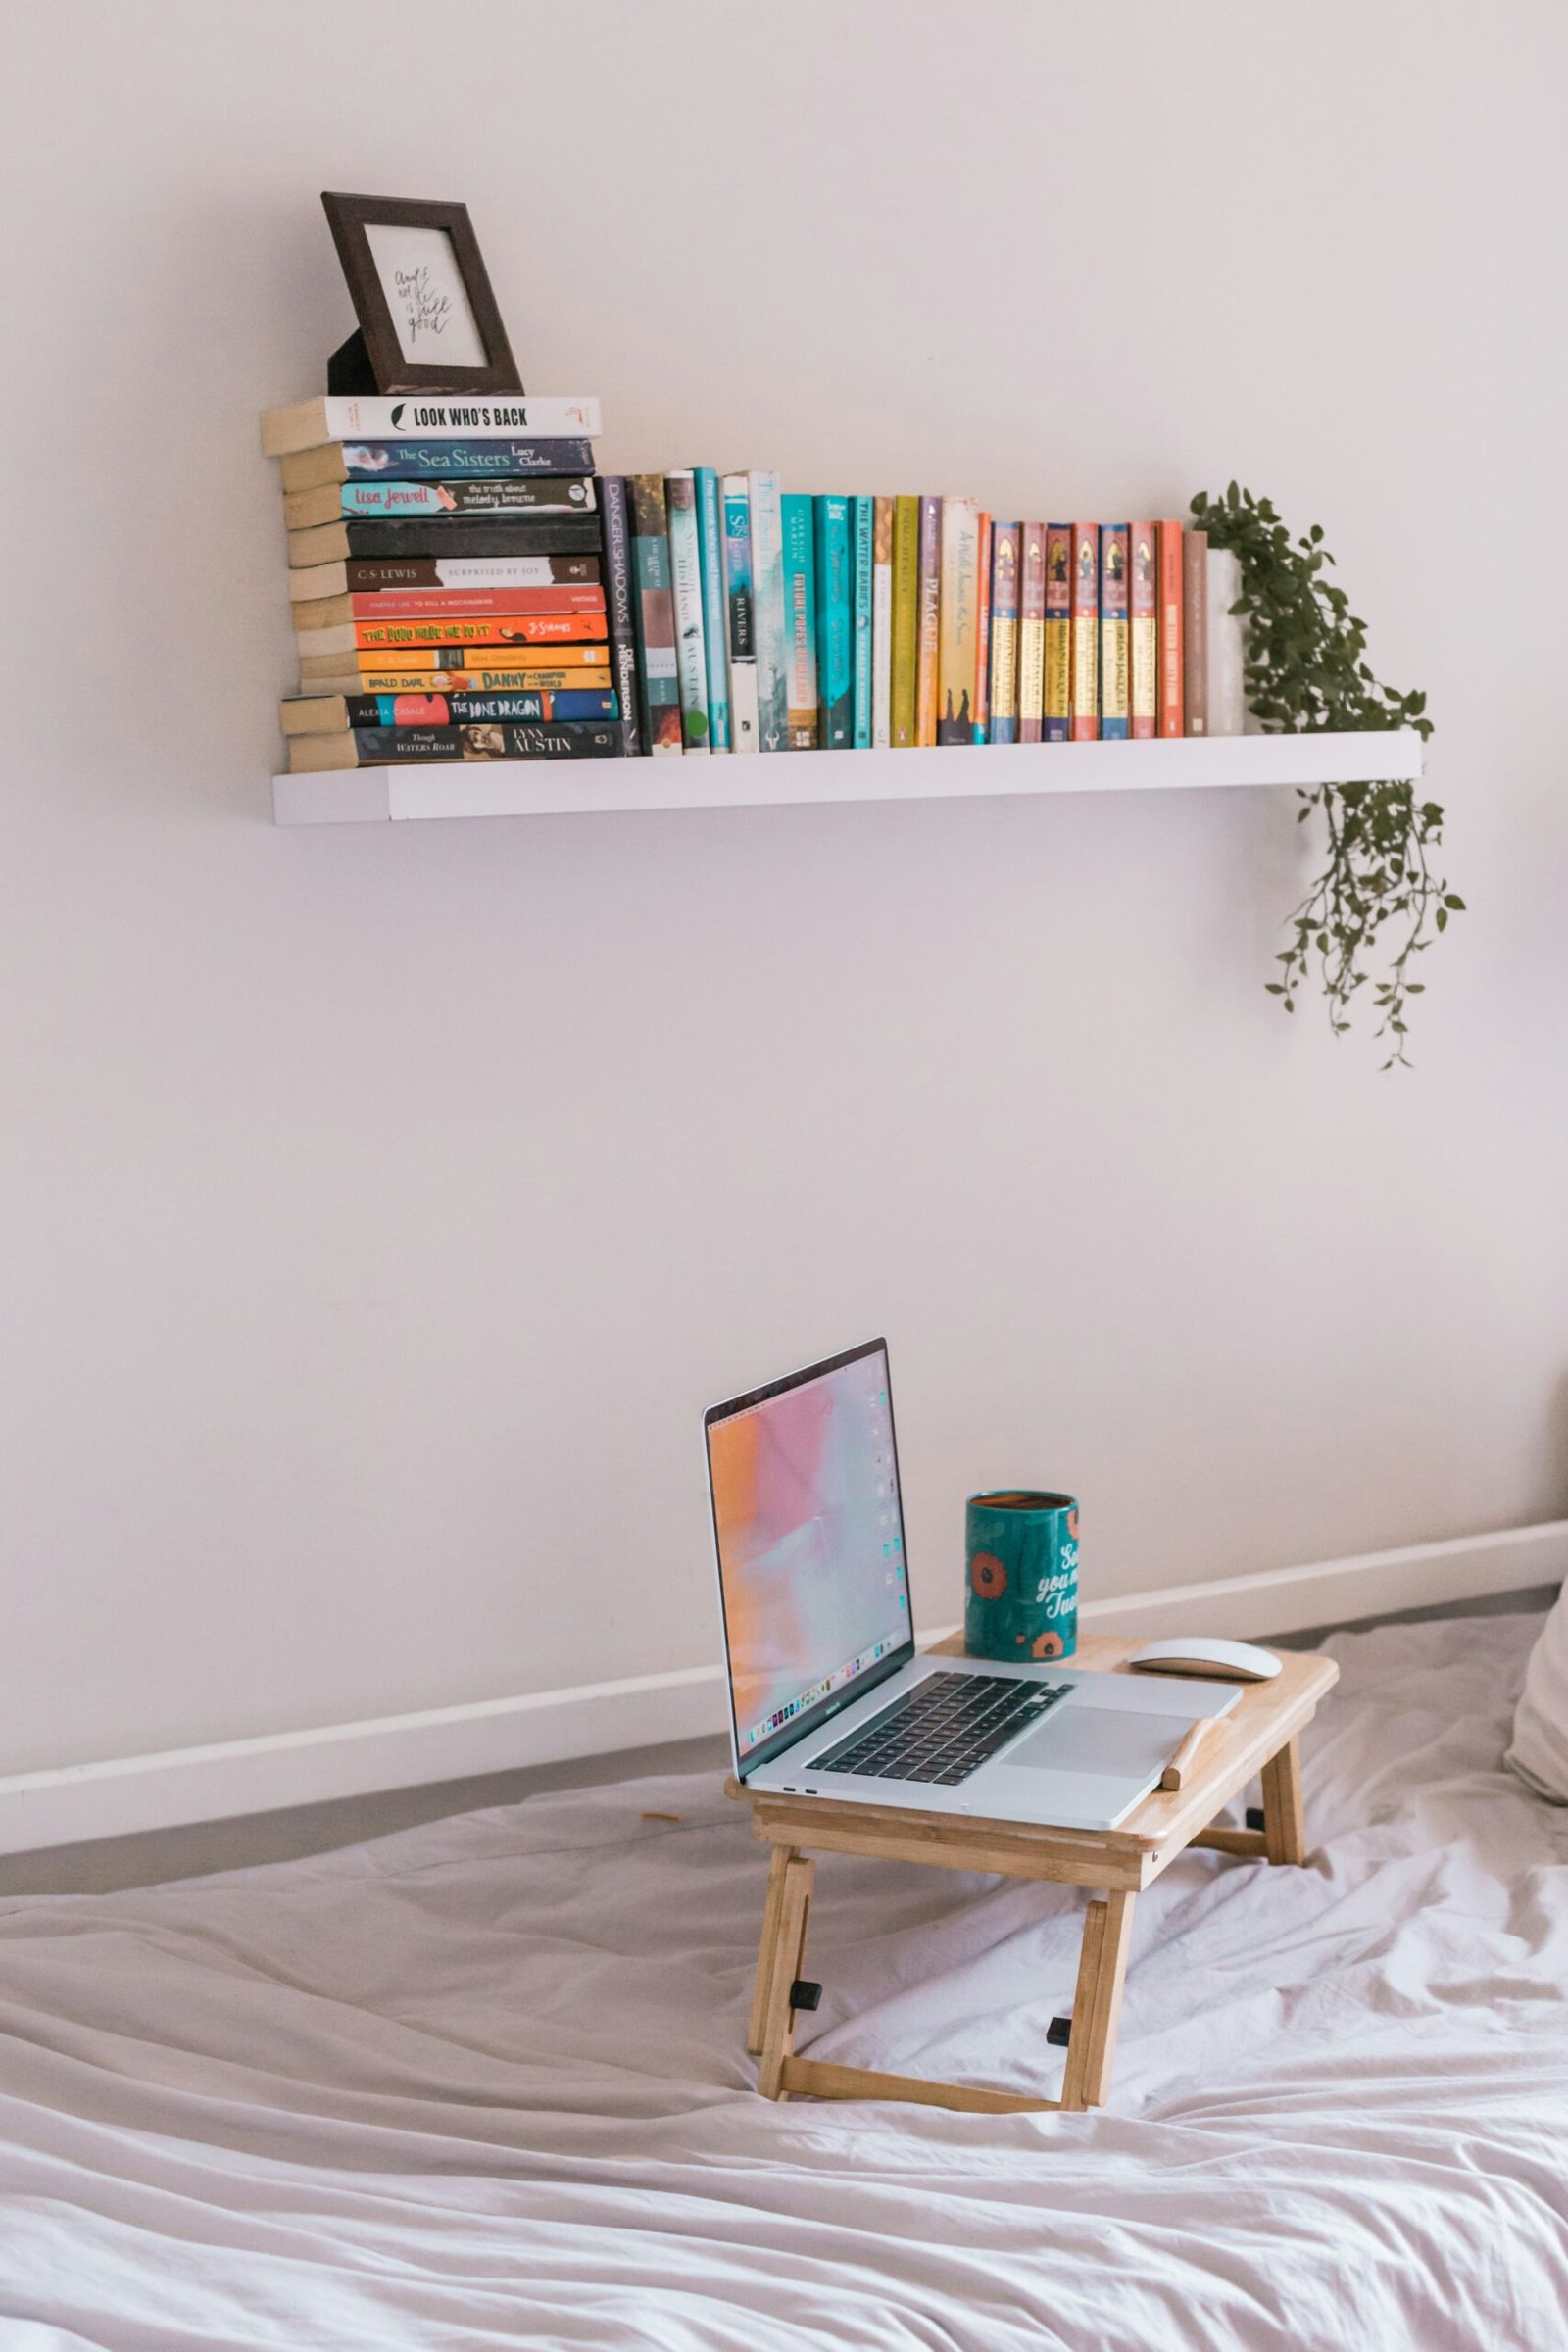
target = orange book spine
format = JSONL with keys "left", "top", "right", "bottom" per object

{"left": 1157, "top": 521, "right": 1185, "bottom": 737}
{"left": 335, "top": 612, "right": 608, "bottom": 652}
{"left": 972, "top": 513, "right": 993, "bottom": 742}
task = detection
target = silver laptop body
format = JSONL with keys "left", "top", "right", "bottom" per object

{"left": 707, "top": 1339, "right": 1237, "bottom": 1834}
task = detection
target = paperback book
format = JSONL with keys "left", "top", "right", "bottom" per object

{"left": 628, "top": 473, "right": 683, "bottom": 755}
{"left": 287, "top": 515, "right": 601, "bottom": 568}
{"left": 781, "top": 492, "right": 818, "bottom": 748}
{"left": 665, "top": 472, "right": 710, "bottom": 752}
{"left": 288, "top": 554, "right": 601, "bottom": 603}
{"left": 261, "top": 394, "right": 602, "bottom": 458}
{"left": 282, "top": 477, "right": 596, "bottom": 528}
{"left": 286, "top": 721, "right": 621, "bottom": 773}
{"left": 720, "top": 474, "right": 760, "bottom": 754}
{"left": 749, "top": 470, "right": 789, "bottom": 753}
{"left": 279, "top": 438, "right": 595, "bottom": 492}
{"left": 814, "top": 495, "right": 854, "bottom": 749}
{"left": 280, "top": 689, "right": 618, "bottom": 735}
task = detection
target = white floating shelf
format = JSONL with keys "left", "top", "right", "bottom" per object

{"left": 271, "top": 729, "right": 1425, "bottom": 827}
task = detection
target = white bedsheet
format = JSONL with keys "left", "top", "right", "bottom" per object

{"left": 0, "top": 1612, "right": 1565, "bottom": 2351}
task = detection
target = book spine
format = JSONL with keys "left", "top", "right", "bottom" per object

{"left": 890, "top": 494, "right": 920, "bottom": 746}
{"left": 313, "top": 640, "right": 612, "bottom": 673}
{"left": 331, "top": 690, "right": 618, "bottom": 727}
{"left": 1100, "top": 525, "right": 1130, "bottom": 741}
{"left": 339, "top": 722, "right": 619, "bottom": 764}
{"left": 915, "top": 495, "right": 942, "bottom": 746}
{"left": 695, "top": 467, "right": 731, "bottom": 752}
{"left": 1043, "top": 524, "right": 1071, "bottom": 741}
{"left": 986, "top": 524, "right": 1019, "bottom": 744}
{"left": 334, "top": 666, "right": 615, "bottom": 694}
{"left": 1129, "top": 524, "right": 1158, "bottom": 740}
{"left": 1016, "top": 523, "right": 1046, "bottom": 743}
{"left": 303, "top": 588, "right": 606, "bottom": 623}
{"left": 628, "top": 473, "right": 683, "bottom": 754}
{"left": 720, "top": 475, "right": 759, "bottom": 754}
{"left": 871, "top": 496, "right": 894, "bottom": 748}
{"left": 302, "top": 556, "right": 602, "bottom": 599}
{"left": 303, "top": 477, "right": 596, "bottom": 523}
{"left": 1070, "top": 523, "right": 1100, "bottom": 741}
{"left": 599, "top": 475, "right": 644, "bottom": 756}
{"left": 303, "top": 614, "right": 609, "bottom": 653}
{"left": 813, "top": 496, "right": 854, "bottom": 749}
{"left": 665, "top": 472, "right": 710, "bottom": 753}
{"left": 1157, "top": 520, "right": 1185, "bottom": 738}
{"left": 851, "top": 495, "right": 874, "bottom": 749}
{"left": 748, "top": 470, "right": 790, "bottom": 752}
{"left": 781, "top": 493, "right": 819, "bottom": 748}
{"left": 289, "top": 517, "right": 601, "bottom": 565}
{"left": 321, "top": 437, "right": 595, "bottom": 483}
{"left": 1183, "top": 528, "right": 1208, "bottom": 736}
{"left": 262, "top": 395, "right": 601, "bottom": 455}
{"left": 936, "top": 497, "right": 981, "bottom": 745}
{"left": 973, "top": 513, "right": 993, "bottom": 743}
{"left": 1206, "top": 547, "right": 1247, "bottom": 736}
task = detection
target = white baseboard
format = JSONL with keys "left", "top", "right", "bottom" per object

{"left": 1, "top": 1520, "right": 1561, "bottom": 1859}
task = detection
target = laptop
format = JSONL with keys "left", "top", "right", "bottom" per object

{"left": 706, "top": 1338, "right": 1238, "bottom": 1832}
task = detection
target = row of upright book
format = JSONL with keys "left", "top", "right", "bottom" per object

{"left": 263, "top": 392, "right": 1245, "bottom": 773}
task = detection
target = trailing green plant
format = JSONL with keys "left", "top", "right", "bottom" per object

{"left": 1191, "top": 483, "right": 1460, "bottom": 1067}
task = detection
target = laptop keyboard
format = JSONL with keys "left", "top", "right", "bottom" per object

{"left": 808, "top": 1671, "right": 1070, "bottom": 1786}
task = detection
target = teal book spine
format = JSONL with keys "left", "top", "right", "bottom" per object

{"left": 781, "top": 492, "right": 818, "bottom": 748}
{"left": 851, "top": 495, "right": 874, "bottom": 748}
{"left": 813, "top": 495, "right": 853, "bottom": 749}
{"left": 694, "top": 466, "right": 731, "bottom": 751}
{"left": 665, "top": 471, "right": 710, "bottom": 752}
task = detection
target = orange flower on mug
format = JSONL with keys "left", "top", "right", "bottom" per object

{"left": 969, "top": 1550, "right": 1007, "bottom": 1599}
{"left": 1032, "top": 1630, "right": 1065, "bottom": 1660}
{"left": 1067, "top": 1509, "right": 1079, "bottom": 1539}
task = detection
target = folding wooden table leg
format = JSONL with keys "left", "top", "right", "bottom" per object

{"left": 1058, "top": 1889, "right": 1136, "bottom": 2112}
{"left": 757, "top": 1855, "right": 815, "bottom": 2099}
{"left": 1260, "top": 1737, "right": 1307, "bottom": 1866}
{"left": 747, "top": 1845, "right": 794, "bottom": 2056}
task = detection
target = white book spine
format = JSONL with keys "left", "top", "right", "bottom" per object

{"left": 261, "top": 395, "right": 601, "bottom": 456}
{"left": 720, "top": 473, "right": 760, "bottom": 754}
{"left": 748, "top": 470, "right": 789, "bottom": 753}
{"left": 872, "top": 557, "right": 893, "bottom": 748}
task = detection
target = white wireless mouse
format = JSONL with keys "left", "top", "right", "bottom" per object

{"left": 1126, "top": 1635, "right": 1282, "bottom": 1683}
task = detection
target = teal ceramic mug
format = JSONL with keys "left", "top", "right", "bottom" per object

{"left": 965, "top": 1491, "right": 1080, "bottom": 1662}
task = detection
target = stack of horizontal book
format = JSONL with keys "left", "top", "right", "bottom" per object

{"left": 263, "top": 393, "right": 643, "bottom": 773}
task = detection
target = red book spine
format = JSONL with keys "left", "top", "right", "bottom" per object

{"left": 972, "top": 512, "right": 993, "bottom": 742}
{"left": 1157, "top": 521, "right": 1185, "bottom": 737}
{"left": 1183, "top": 529, "right": 1208, "bottom": 737}
{"left": 347, "top": 586, "right": 604, "bottom": 619}
{"left": 1129, "top": 524, "right": 1157, "bottom": 739}
{"left": 1070, "top": 523, "right": 1100, "bottom": 741}
{"left": 1016, "top": 523, "right": 1047, "bottom": 742}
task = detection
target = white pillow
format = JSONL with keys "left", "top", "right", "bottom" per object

{"left": 1507, "top": 1586, "right": 1568, "bottom": 1801}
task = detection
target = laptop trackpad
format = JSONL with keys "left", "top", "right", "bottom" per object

{"left": 1005, "top": 1704, "right": 1193, "bottom": 1779}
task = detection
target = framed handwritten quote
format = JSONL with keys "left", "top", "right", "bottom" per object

{"left": 320, "top": 192, "right": 520, "bottom": 396}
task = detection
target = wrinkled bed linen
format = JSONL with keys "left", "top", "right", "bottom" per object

{"left": 0, "top": 1612, "right": 1564, "bottom": 2350}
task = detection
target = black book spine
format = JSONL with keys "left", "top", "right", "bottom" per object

{"left": 598, "top": 475, "right": 645, "bottom": 756}
{"left": 340, "top": 555, "right": 601, "bottom": 592}
{"left": 336, "top": 516, "right": 602, "bottom": 559}
{"left": 349, "top": 722, "right": 621, "bottom": 763}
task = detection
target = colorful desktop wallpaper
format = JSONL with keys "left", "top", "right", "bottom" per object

{"left": 710, "top": 1350, "right": 911, "bottom": 1755}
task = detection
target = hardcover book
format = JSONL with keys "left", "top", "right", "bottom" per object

{"left": 288, "top": 554, "right": 601, "bottom": 604}
{"left": 1100, "top": 525, "right": 1130, "bottom": 741}
{"left": 282, "top": 477, "right": 597, "bottom": 528}
{"left": 302, "top": 665, "right": 615, "bottom": 697}
{"left": 1129, "top": 524, "right": 1158, "bottom": 739}
{"left": 973, "top": 513, "right": 993, "bottom": 743}
{"left": 890, "top": 494, "right": 920, "bottom": 746}
{"left": 748, "top": 471, "right": 790, "bottom": 752}
{"left": 781, "top": 492, "right": 819, "bottom": 748}
{"left": 1157, "top": 520, "right": 1185, "bottom": 738}
{"left": 1070, "top": 524, "right": 1100, "bottom": 740}
{"left": 295, "top": 586, "right": 606, "bottom": 629}
{"left": 598, "top": 474, "right": 644, "bottom": 756}
{"left": 1016, "top": 523, "right": 1046, "bottom": 743}
{"left": 915, "top": 495, "right": 942, "bottom": 745}
{"left": 694, "top": 468, "right": 731, "bottom": 752}
{"left": 871, "top": 496, "right": 894, "bottom": 748}
{"left": 851, "top": 494, "right": 875, "bottom": 749}
{"left": 986, "top": 523, "right": 1020, "bottom": 744}
{"left": 298, "top": 613, "right": 609, "bottom": 657}
{"left": 261, "top": 394, "right": 602, "bottom": 458}
{"left": 628, "top": 473, "right": 684, "bottom": 754}
{"left": 813, "top": 495, "right": 854, "bottom": 749}
{"left": 1183, "top": 528, "right": 1208, "bottom": 736}
{"left": 287, "top": 515, "right": 602, "bottom": 568}
{"left": 1043, "top": 526, "right": 1072, "bottom": 741}
{"left": 937, "top": 496, "right": 982, "bottom": 745}
{"left": 280, "top": 689, "right": 617, "bottom": 735}
{"left": 719, "top": 474, "right": 759, "bottom": 755}
{"left": 286, "top": 720, "right": 621, "bottom": 773}
{"left": 279, "top": 438, "right": 596, "bottom": 493}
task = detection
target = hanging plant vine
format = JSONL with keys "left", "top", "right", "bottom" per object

{"left": 1191, "top": 484, "right": 1460, "bottom": 1067}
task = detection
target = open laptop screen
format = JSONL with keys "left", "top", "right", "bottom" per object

{"left": 707, "top": 1339, "right": 915, "bottom": 1779}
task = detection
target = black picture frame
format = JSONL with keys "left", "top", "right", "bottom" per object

{"left": 319, "top": 192, "right": 521, "bottom": 396}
